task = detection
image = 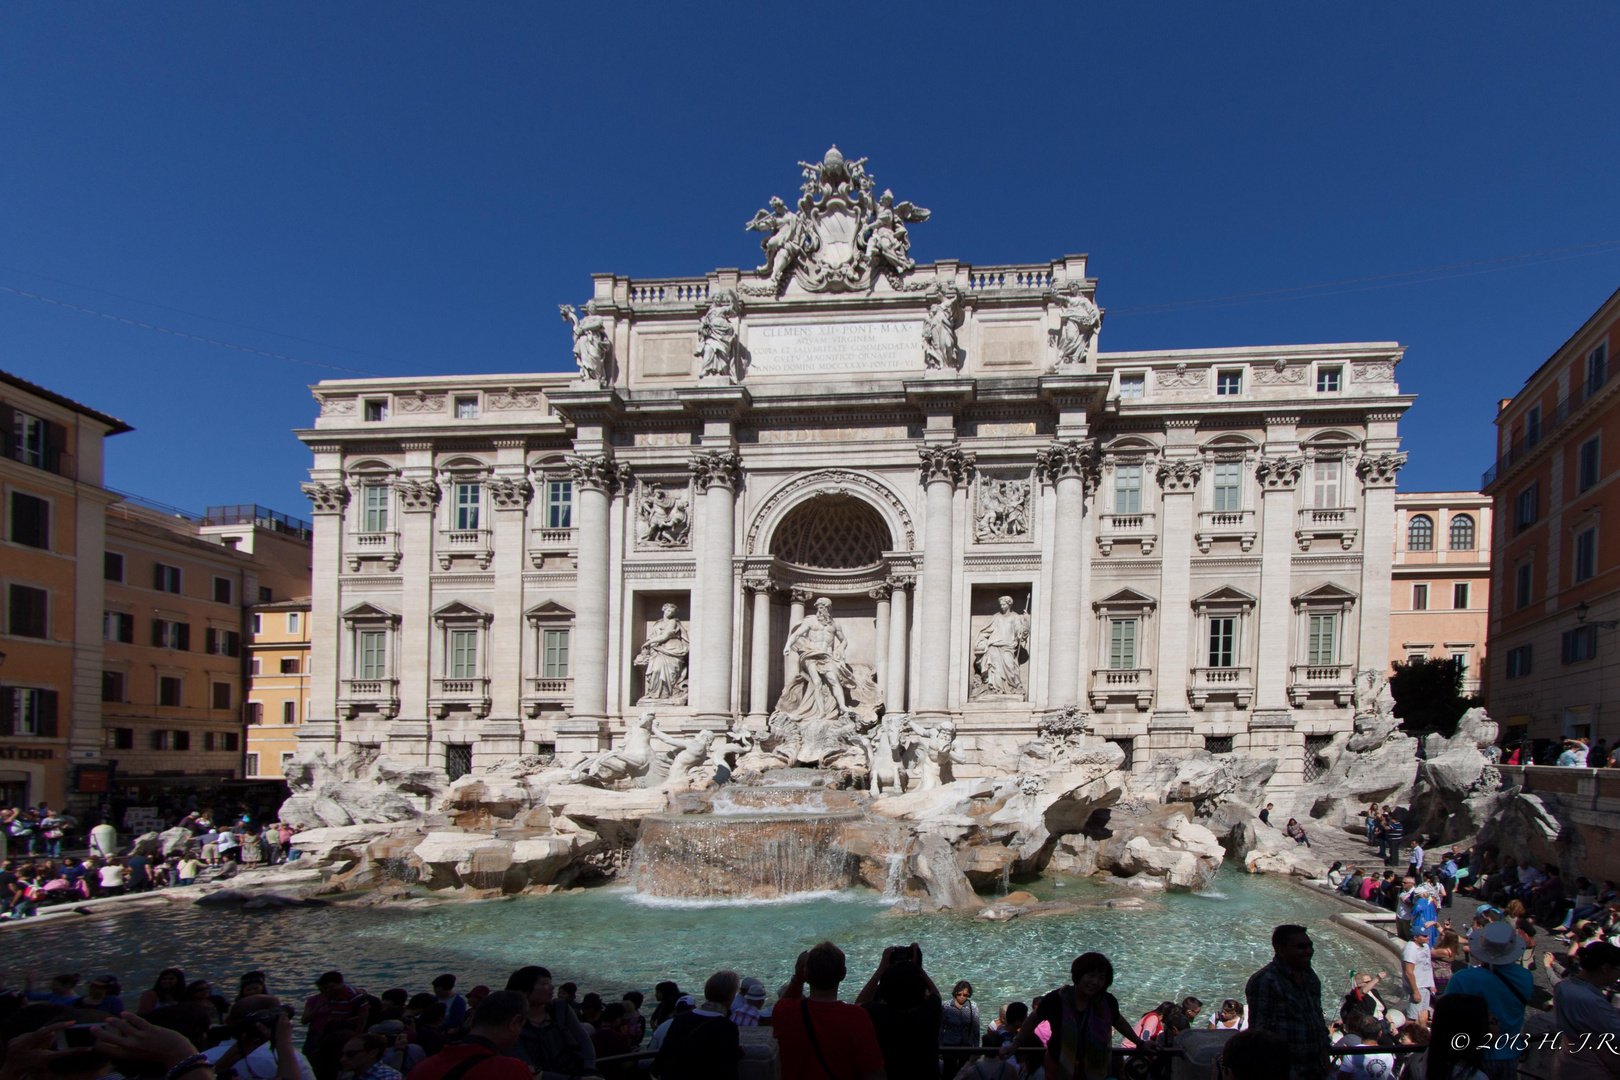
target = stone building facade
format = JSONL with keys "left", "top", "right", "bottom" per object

{"left": 296, "top": 149, "right": 1412, "bottom": 789}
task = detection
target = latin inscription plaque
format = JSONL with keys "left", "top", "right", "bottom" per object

{"left": 747, "top": 321, "right": 924, "bottom": 375}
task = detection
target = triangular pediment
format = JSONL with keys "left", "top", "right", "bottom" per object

{"left": 525, "top": 600, "right": 575, "bottom": 619}
{"left": 341, "top": 600, "right": 398, "bottom": 621}
{"left": 1293, "top": 582, "right": 1359, "bottom": 604}
{"left": 433, "top": 599, "right": 491, "bottom": 620}
{"left": 1093, "top": 587, "right": 1157, "bottom": 611}
{"left": 1193, "top": 584, "right": 1257, "bottom": 607}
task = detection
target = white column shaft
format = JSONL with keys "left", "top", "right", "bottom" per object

{"left": 886, "top": 585, "right": 909, "bottom": 712}
{"left": 572, "top": 483, "right": 611, "bottom": 719}
{"left": 695, "top": 483, "right": 736, "bottom": 720}
{"left": 748, "top": 586, "right": 772, "bottom": 719}
{"left": 917, "top": 478, "right": 956, "bottom": 715}
{"left": 1047, "top": 474, "right": 1086, "bottom": 707}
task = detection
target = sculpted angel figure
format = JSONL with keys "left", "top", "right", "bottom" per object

{"left": 973, "top": 595, "right": 1031, "bottom": 697}
{"left": 633, "top": 603, "right": 688, "bottom": 703}
{"left": 777, "top": 597, "right": 858, "bottom": 723}
{"left": 559, "top": 301, "right": 612, "bottom": 387}
{"left": 694, "top": 290, "right": 742, "bottom": 379}
{"left": 1052, "top": 281, "right": 1103, "bottom": 369}
{"left": 862, "top": 189, "right": 930, "bottom": 277}
{"left": 921, "top": 285, "right": 962, "bottom": 370}
{"left": 746, "top": 197, "right": 815, "bottom": 287}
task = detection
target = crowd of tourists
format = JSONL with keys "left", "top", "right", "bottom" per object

{"left": 2, "top": 917, "right": 1617, "bottom": 1080}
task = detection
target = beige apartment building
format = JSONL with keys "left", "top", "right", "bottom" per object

{"left": 1389, "top": 492, "right": 1493, "bottom": 695}
{"left": 245, "top": 596, "right": 311, "bottom": 779}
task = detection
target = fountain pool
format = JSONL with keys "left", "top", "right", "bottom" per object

{"left": 1, "top": 868, "right": 1385, "bottom": 1016}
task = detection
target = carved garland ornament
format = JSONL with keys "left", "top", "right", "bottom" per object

{"left": 1356, "top": 451, "right": 1408, "bottom": 488}
{"left": 314, "top": 394, "right": 356, "bottom": 416}
{"left": 301, "top": 481, "right": 350, "bottom": 514}
{"left": 745, "top": 469, "right": 917, "bottom": 554}
{"left": 1156, "top": 363, "right": 1208, "bottom": 389}
{"left": 394, "top": 391, "right": 446, "bottom": 414}
{"left": 918, "top": 445, "right": 975, "bottom": 488}
{"left": 487, "top": 387, "right": 544, "bottom": 411}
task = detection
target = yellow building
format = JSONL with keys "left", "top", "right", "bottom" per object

{"left": 0, "top": 369, "right": 130, "bottom": 810}
{"left": 1390, "top": 491, "right": 1493, "bottom": 695}
{"left": 245, "top": 596, "right": 311, "bottom": 779}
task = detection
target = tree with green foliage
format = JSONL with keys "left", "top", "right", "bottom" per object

{"left": 1389, "top": 655, "right": 1481, "bottom": 737}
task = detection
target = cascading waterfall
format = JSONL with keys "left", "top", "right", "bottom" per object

{"left": 880, "top": 852, "right": 907, "bottom": 899}
{"left": 629, "top": 811, "right": 861, "bottom": 900}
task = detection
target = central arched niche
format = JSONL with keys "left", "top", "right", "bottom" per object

{"left": 769, "top": 494, "right": 893, "bottom": 570}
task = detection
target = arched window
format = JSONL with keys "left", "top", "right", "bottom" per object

{"left": 1449, "top": 514, "right": 1476, "bottom": 551}
{"left": 770, "top": 495, "right": 893, "bottom": 569}
{"left": 1408, "top": 514, "right": 1435, "bottom": 551}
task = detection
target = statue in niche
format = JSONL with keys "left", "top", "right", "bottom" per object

{"left": 908, "top": 718, "right": 957, "bottom": 790}
{"left": 559, "top": 301, "right": 613, "bottom": 387}
{"left": 779, "top": 598, "right": 858, "bottom": 723}
{"left": 1051, "top": 280, "right": 1103, "bottom": 370}
{"left": 746, "top": 196, "right": 816, "bottom": 291}
{"left": 570, "top": 710, "right": 659, "bottom": 786}
{"left": 694, "top": 290, "right": 743, "bottom": 379}
{"left": 633, "top": 604, "right": 689, "bottom": 704}
{"left": 976, "top": 478, "right": 1031, "bottom": 541}
{"left": 636, "top": 485, "right": 690, "bottom": 548}
{"left": 971, "top": 595, "right": 1031, "bottom": 699}
{"left": 861, "top": 189, "right": 931, "bottom": 277}
{"left": 921, "top": 284, "right": 963, "bottom": 371}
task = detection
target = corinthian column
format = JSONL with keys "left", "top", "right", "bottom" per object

{"left": 1154, "top": 455, "right": 1201, "bottom": 720}
{"left": 1356, "top": 451, "right": 1406, "bottom": 672}
{"left": 886, "top": 574, "right": 912, "bottom": 713}
{"left": 1036, "top": 440, "right": 1096, "bottom": 710}
{"left": 1254, "top": 453, "right": 1305, "bottom": 716}
{"left": 692, "top": 450, "right": 741, "bottom": 726}
{"left": 745, "top": 575, "right": 775, "bottom": 725}
{"left": 565, "top": 454, "right": 623, "bottom": 723}
{"left": 916, "top": 445, "right": 973, "bottom": 718}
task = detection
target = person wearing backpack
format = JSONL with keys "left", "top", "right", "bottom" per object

{"left": 407, "top": 990, "right": 534, "bottom": 1080}
{"left": 771, "top": 942, "right": 885, "bottom": 1080}
{"left": 650, "top": 970, "right": 742, "bottom": 1080}
{"left": 503, "top": 966, "right": 596, "bottom": 1080}
{"left": 1441, "top": 923, "right": 1533, "bottom": 1080}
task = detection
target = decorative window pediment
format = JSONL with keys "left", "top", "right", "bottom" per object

{"left": 438, "top": 455, "right": 492, "bottom": 476}
{"left": 1092, "top": 587, "right": 1158, "bottom": 614}
{"left": 342, "top": 601, "right": 400, "bottom": 625}
{"left": 525, "top": 600, "right": 575, "bottom": 623}
{"left": 1193, "top": 584, "right": 1257, "bottom": 612}
{"left": 1292, "top": 582, "right": 1357, "bottom": 610}
{"left": 433, "top": 599, "right": 493, "bottom": 625}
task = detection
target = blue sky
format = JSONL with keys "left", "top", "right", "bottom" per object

{"left": 3, "top": 3, "right": 1619, "bottom": 514}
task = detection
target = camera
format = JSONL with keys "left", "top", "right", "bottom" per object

{"left": 56, "top": 1025, "right": 102, "bottom": 1050}
{"left": 889, "top": 945, "right": 918, "bottom": 963}
{"left": 234, "top": 1010, "right": 285, "bottom": 1040}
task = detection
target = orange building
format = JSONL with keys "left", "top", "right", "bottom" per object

{"left": 1484, "top": 283, "right": 1620, "bottom": 752}
{"left": 1390, "top": 492, "right": 1492, "bottom": 695}
{"left": 0, "top": 370, "right": 130, "bottom": 809}
{"left": 244, "top": 596, "right": 311, "bottom": 780}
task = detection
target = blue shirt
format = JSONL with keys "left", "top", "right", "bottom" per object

{"left": 1445, "top": 965, "right": 1533, "bottom": 1059}
{"left": 1412, "top": 896, "right": 1438, "bottom": 935}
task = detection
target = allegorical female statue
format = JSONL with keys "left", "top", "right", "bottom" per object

{"left": 1052, "top": 281, "right": 1103, "bottom": 369}
{"left": 972, "top": 595, "right": 1031, "bottom": 698}
{"left": 694, "top": 290, "right": 742, "bottom": 380}
{"left": 559, "top": 301, "right": 613, "bottom": 387}
{"left": 634, "top": 603, "right": 689, "bottom": 703}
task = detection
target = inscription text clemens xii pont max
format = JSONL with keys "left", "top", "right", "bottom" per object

{"left": 746, "top": 321, "right": 924, "bottom": 375}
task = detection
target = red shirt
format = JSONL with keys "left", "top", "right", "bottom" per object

{"left": 406, "top": 1042, "right": 531, "bottom": 1080}
{"left": 772, "top": 998, "right": 884, "bottom": 1080}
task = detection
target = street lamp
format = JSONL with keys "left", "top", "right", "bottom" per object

{"left": 1575, "top": 600, "right": 1620, "bottom": 630}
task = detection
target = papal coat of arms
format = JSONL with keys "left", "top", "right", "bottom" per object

{"left": 744, "top": 146, "right": 931, "bottom": 295}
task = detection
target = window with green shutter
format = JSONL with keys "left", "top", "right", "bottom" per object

{"left": 1308, "top": 613, "right": 1337, "bottom": 665}
{"left": 1108, "top": 619, "right": 1138, "bottom": 669}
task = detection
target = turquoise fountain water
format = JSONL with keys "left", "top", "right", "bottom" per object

{"left": 1, "top": 868, "right": 1386, "bottom": 1016}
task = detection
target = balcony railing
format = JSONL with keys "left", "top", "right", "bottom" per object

{"left": 431, "top": 676, "right": 491, "bottom": 718}
{"left": 1483, "top": 367, "right": 1610, "bottom": 488}
{"left": 528, "top": 527, "right": 578, "bottom": 569}
{"left": 339, "top": 678, "right": 398, "bottom": 719}
{"left": 347, "top": 530, "right": 401, "bottom": 571}
{"left": 522, "top": 676, "right": 574, "bottom": 717}
{"left": 1089, "top": 668, "right": 1154, "bottom": 711}
{"left": 1189, "top": 666, "right": 1254, "bottom": 710}
{"left": 437, "top": 528, "right": 493, "bottom": 569}
{"left": 1296, "top": 506, "right": 1359, "bottom": 551}
{"left": 1288, "top": 663, "right": 1355, "bottom": 706}
{"left": 1097, "top": 511, "right": 1158, "bottom": 556}
{"left": 1196, "top": 509, "right": 1257, "bottom": 553}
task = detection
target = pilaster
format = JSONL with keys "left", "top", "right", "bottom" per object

{"left": 488, "top": 440, "right": 531, "bottom": 723}
{"left": 1355, "top": 451, "right": 1406, "bottom": 672}
{"left": 915, "top": 445, "right": 974, "bottom": 718}
{"left": 1254, "top": 442, "right": 1304, "bottom": 719}
{"left": 1154, "top": 447, "right": 1201, "bottom": 724}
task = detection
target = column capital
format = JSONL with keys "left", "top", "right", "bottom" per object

{"left": 489, "top": 476, "right": 534, "bottom": 510}
{"left": 1356, "top": 451, "right": 1407, "bottom": 489}
{"left": 1034, "top": 439, "right": 1098, "bottom": 487}
{"left": 790, "top": 586, "right": 815, "bottom": 604}
{"left": 690, "top": 450, "right": 742, "bottom": 491}
{"left": 566, "top": 453, "right": 631, "bottom": 493}
{"left": 868, "top": 582, "right": 892, "bottom": 601}
{"left": 395, "top": 478, "right": 442, "bottom": 512}
{"left": 886, "top": 572, "right": 917, "bottom": 590}
{"left": 743, "top": 573, "right": 776, "bottom": 595}
{"left": 918, "top": 445, "right": 975, "bottom": 488}
{"left": 1255, "top": 455, "right": 1304, "bottom": 491}
{"left": 301, "top": 481, "right": 350, "bottom": 515}
{"left": 1156, "top": 458, "right": 1202, "bottom": 493}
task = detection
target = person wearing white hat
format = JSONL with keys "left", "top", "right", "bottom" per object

{"left": 1401, "top": 927, "right": 1436, "bottom": 1027}
{"left": 1442, "top": 921, "right": 1533, "bottom": 1080}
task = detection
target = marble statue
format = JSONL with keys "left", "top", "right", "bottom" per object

{"left": 569, "top": 710, "right": 657, "bottom": 786}
{"left": 921, "top": 285, "right": 963, "bottom": 371}
{"left": 635, "top": 484, "right": 690, "bottom": 548}
{"left": 653, "top": 720, "right": 715, "bottom": 792}
{"left": 862, "top": 712, "right": 907, "bottom": 796}
{"left": 746, "top": 196, "right": 816, "bottom": 291}
{"left": 1353, "top": 668, "right": 1397, "bottom": 721}
{"left": 976, "top": 477, "right": 1031, "bottom": 541}
{"left": 972, "top": 595, "right": 1031, "bottom": 699}
{"left": 862, "top": 189, "right": 930, "bottom": 278}
{"left": 633, "top": 604, "right": 689, "bottom": 703}
{"left": 778, "top": 598, "right": 858, "bottom": 723}
{"left": 909, "top": 718, "right": 956, "bottom": 790}
{"left": 1051, "top": 281, "right": 1102, "bottom": 370}
{"left": 695, "top": 290, "right": 742, "bottom": 379}
{"left": 559, "top": 302, "right": 613, "bottom": 387}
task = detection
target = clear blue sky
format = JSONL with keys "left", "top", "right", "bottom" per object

{"left": 4, "top": 3, "right": 1619, "bottom": 514}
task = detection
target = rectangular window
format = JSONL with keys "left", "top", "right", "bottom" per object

{"left": 282, "top": 700, "right": 297, "bottom": 724}
{"left": 8, "top": 492, "right": 49, "bottom": 549}
{"left": 1316, "top": 366, "right": 1342, "bottom": 393}
{"left": 258, "top": 586, "right": 272, "bottom": 603}
{"left": 12, "top": 412, "right": 46, "bottom": 467}
{"left": 1308, "top": 614, "right": 1338, "bottom": 665}
{"left": 362, "top": 484, "right": 389, "bottom": 533}
{"left": 1108, "top": 618, "right": 1138, "bottom": 669}
{"left": 250, "top": 657, "right": 261, "bottom": 676}
{"left": 1412, "top": 583, "right": 1429, "bottom": 611}
{"left": 1118, "top": 373, "right": 1145, "bottom": 400}
{"left": 4, "top": 687, "right": 57, "bottom": 736}
{"left": 1407, "top": 653, "right": 1428, "bottom": 666}
{"left": 204, "top": 628, "right": 239, "bottom": 656}
{"left": 1453, "top": 582, "right": 1470, "bottom": 609}
{"left": 104, "top": 611, "right": 133, "bottom": 643}
{"left": 280, "top": 656, "right": 300, "bottom": 674}
{"left": 280, "top": 751, "right": 295, "bottom": 771}
{"left": 546, "top": 480, "right": 573, "bottom": 529}
{"left": 7, "top": 584, "right": 48, "bottom": 638}
{"left": 104, "top": 552, "right": 124, "bottom": 582}
{"left": 449, "top": 629, "right": 478, "bottom": 679}
{"left": 1212, "top": 462, "right": 1242, "bottom": 512}
{"left": 542, "top": 628, "right": 570, "bottom": 679}
{"left": 1580, "top": 436, "right": 1602, "bottom": 492}
{"left": 1588, "top": 343, "right": 1608, "bottom": 396}
{"left": 1505, "top": 644, "right": 1533, "bottom": 679}
{"left": 1514, "top": 483, "right": 1540, "bottom": 532}
{"left": 245, "top": 702, "right": 263, "bottom": 725}
{"left": 244, "top": 752, "right": 261, "bottom": 776}
{"left": 211, "top": 682, "right": 232, "bottom": 711}
{"left": 455, "top": 396, "right": 479, "bottom": 419}
{"left": 152, "top": 619, "right": 190, "bottom": 650}
{"left": 1207, "top": 617, "right": 1236, "bottom": 667}
{"left": 1451, "top": 651, "right": 1469, "bottom": 676}
{"left": 1526, "top": 405, "right": 1542, "bottom": 447}
{"left": 110, "top": 727, "right": 134, "bottom": 750}
{"left": 287, "top": 612, "right": 301, "bottom": 634}
{"left": 1562, "top": 625, "right": 1598, "bottom": 664}
{"left": 252, "top": 613, "right": 262, "bottom": 635}
{"left": 212, "top": 577, "right": 232, "bottom": 604}
{"left": 1575, "top": 527, "right": 1598, "bottom": 583}
{"left": 153, "top": 563, "right": 182, "bottom": 594}
{"left": 1312, "top": 460, "right": 1341, "bottom": 509}
{"left": 1114, "top": 465, "right": 1143, "bottom": 514}
{"left": 364, "top": 399, "right": 388, "bottom": 422}
{"left": 454, "top": 483, "right": 481, "bottom": 530}
{"left": 445, "top": 743, "right": 473, "bottom": 782}
{"left": 1216, "top": 370, "right": 1242, "bottom": 396}
{"left": 158, "top": 677, "right": 183, "bottom": 708}
{"left": 101, "top": 671, "right": 124, "bottom": 703}
{"left": 358, "top": 630, "right": 387, "bottom": 679}
{"left": 1515, "top": 562, "right": 1533, "bottom": 609}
